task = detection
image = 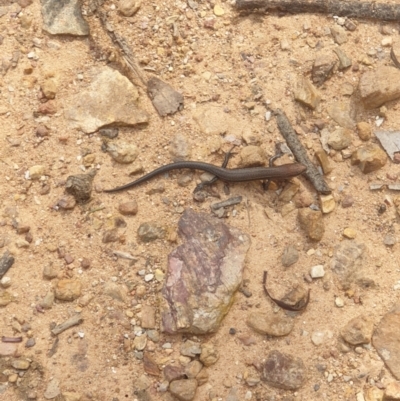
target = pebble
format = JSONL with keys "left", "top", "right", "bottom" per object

{"left": 213, "top": 4, "right": 224, "bottom": 16}
{"left": 0, "top": 276, "right": 11, "bottom": 288}
{"left": 137, "top": 222, "right": 166, "bottom": 242}
{"left": 11, "top": 358, "right": 30, "bottom": 370}
{"left": 357, "top": 122, "right": 372, "bottom": 141}
{"left": 118, "top": 201, "right": 138, "bottom": 216}
{"left": 331, "top": 25, "right": 348, "bottom": 44}
{"left": 180, "top": 340, "right": 201, "bottom": 357}
{"left": 28, "top": 165, "right": 46, "bottom": 180}
{"left": 246, "top": 310, "right": 294, "bottom": 336}
{"left": 294, "top": 77, "right": 321, "bottom": 109}
{"left": 298, "top": 209, "right": 325, "bottom": 241}
{"left": 343, "top": 227, "right": 357, "bottom": 239}
{"left": 327, "top": 128, "right": 353, "bottom": 150}
{"left": 54, "top": 279, "right": 82, "bottom": 301}
{"left": 351, "top": 143, "right": 387, "bottom": 173}
{"left": 200, "top": 343, "right": 219, "bottom": 367}
{"left": 144, "top": 273, "right": 154, "bottom": 282}
{"left": 310, "top": 265, "right": 325, "bottom": 278}
{"left": 341, "top": 315, "right": 374, "bottom": 345}
{"left": 140, "top": 305, "right": 156, "bottom": 329}
{"left": 281, "top": 244, "right": 299, "bottom": 267}
{"left": 311, "top": 330, "right": 333, "bottom": 345}
{"left": 169, "top": 379, "right": 198, "bottom": 401}
{"left": 118, "top": 0, "right": 141, "bottom": 16}
{"left": 335, "top": 297, "right": 345, "bottom": 308}
{"left": 320, "top": 194, "right": 336, "bottom": 214}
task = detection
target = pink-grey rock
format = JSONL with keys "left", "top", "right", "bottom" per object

{"left": 65, "top": 67, "right": 149, "bottom": 133}
{"left": 261, "top": 350, "right": 307, "bottom": 390}
{"left": 359, "top": 66, "right": 400, "bottom": 109}
{"left": 373, "top": 303, "right": 400, "bottom": 380}
{"left": 161, "top": 209, "right": 250, "bottom": 334}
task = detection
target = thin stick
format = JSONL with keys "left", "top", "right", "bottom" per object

{"left": 51, "top": 314, "right": 83, "bottom": 336}
{"left": 235, "top": 0, "right": 400, "bottom": 22}
{"left": 275, "top": 109, "right": 331, "bottom": 195}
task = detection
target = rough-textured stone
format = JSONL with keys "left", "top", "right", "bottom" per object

{"left": 328, "top": 128, "right": 353, "bottom": 150}
{"left": 247, "top": 310, "right": 294, "bottom": 336}
{"left": 312, "top": 54, "right": 336, "bottom": 86}
{"left": 161, "top": 209, "right": 250, "bottom": 334}
{"left": 294, "top": 77, "right": 321, "bottom": 109}
{"left": 384, "top": 381, "right": 400, "bottom": 400}
{"left": 359, "top": 66, "right": 400, "bottom": 109}
{"left": 65, "top": 67, "right": 149, "bottom": 133}
{"left": 281, "top": 244, "right": 299, "bottom": 268}
{"left": 330, "top": 241, "right": 368, "bottom": 290}
{"left": 239, "top": 146, "right": 265, "bottom": 167}
{"left": 351, "top": 143, "right": 387, "bottom": 173}
{"left": 327, "top": 102, "right": 355, "bottom": 129}
{"left": 41, "top": 0, "right": 89, "bottom": 36}
{"left": 169, "top": 379, "right": 198, "bottom": 401}
{"left": 193, "top": 106, "right": 229, "bottom": 135}
{"left": 118, "top": 0, "right": 141, "bottom": 16}
{"left": 298, "top": 209, "right": 324, "bottom": 241}
{"left": 141, "top": 305, "right": 156, "bottom": 329}
{"left": 341, "top": 315, "right": 374, "bottom": 345}
{"left": 373, "top": 304, "right": 400, "bottom": 380}
{"left": 357, "top": 122, "right": 372, "bottom": 141}
{"left": 199, "top": 343, "right": 219, "bottom": 367}
{"left": 261, "top": 350, "right": 307, "bottom": 390}
{"left": 55, "top": 279, "right": 82, "bottom": 301}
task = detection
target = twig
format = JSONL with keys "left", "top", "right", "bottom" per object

{"left": 51, "top": 314, "right": 83, "bottom": 336}
{"left": 275, "top": 109, "right": 331, "bottom": 195}
{"left": 235, "top": 0, "right": 400, "bottom": 22}
{"left": 2, "top": 336, "right": 22, "bottom": 343}
{"left": 211, "top": 196, "right": 243, "bottom": 210}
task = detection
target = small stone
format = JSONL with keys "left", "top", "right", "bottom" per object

{"left": 25, "top": 338, "right": 36, "bottom": 348}
{"left": 118, "top": 201, "right": 138, "bottom": 216}
{"left": 41, "top": 77, "right": 57, "bottom": 99}
{"left": 384, "top": 381, "right": 400, "bottom": 400}
{"left": 185, "top": 360, "right": 203, "bottom": 379}
{"left": 357, "top": 122, "right": 372, "bottom": 141}
{"left": 335, "top": 297, "right": 345, "bottom": 308}
{"left": 102, "top": 229, "right": 119, "bottom": 243}
{"left": 341, "top": 315, "right": 374, "bottom": 345}
{"left": 320, "top": 194, "right": 336, "bottom": 214}
{"left": 0, "top": 276, "right": 11, "bottom": 288}
{"left": 246, "top": 310, "right": 294, "bottom": 336}
{"left": 40, "top": 291, "right": 55, "bottom": 309}
{"left": 310, "top": 265, "right": 325, "bottom": 278}
{"left": 364, "top": 386, "right": 384, "bottom": 401}
{"left": 261, "top": 350, "right": 306, "bottom": 390}
{"left": 331, "top": 25, "right": 348, "bottom": 44}
{"left": 213, "top": 4, "right": 224, "bottom": 16}
{"left": 315, "top": 149, "right": 333, "bottom": 174}
{"left": 28, "top": 165, "right": 46, "bottom": 180}
{"left": 294, "top": 77, "right": 321, "bottom": 109}
{"left": 44, "top": 378, "right": 60, "bottom": 399}
{"left": 281, "top": 244, "right": 299, "bottom": 268}
{"left": 342, "top": 195, "right": 354, "bottom": 208}
{"left": 239, "top": 146, "right": 265, "bottom": 167}
{"left": 169, "top": 379, "right": 198, "bottom": 401}
{"left": 104, "top": 141, "right": 138, "bottom": 164}
{"left": 141, "top": 305, "right": 156, "bottom": 329}
{"left": 343, "top": 227, "right": 357, "bottom": 239}
{"left": 62, "top": 392, "right": 82, "bottom": 401}
{"left": 382, "top": 37, "right": 393, "bottom": 47}
{"left": 164, "top": 364, "right": 186, "bottom": 382}
{"left": 200, "top": 343, "right": 219, "bottom": 366}
{"left": 133, "top": 335, "right": 147, "bottom": 351}
{"left": 333, "top": 48, "right": 352, "bottom": 70}
{"left": 180, "top": 340, "right": 201, "bottom": 358}
{"left": 80, "top": 258, "right": 91, "bottom": 269}
{"left": 54, "top": 279, "right": 82, "bottom": 301}
{"left": 137, "top": 222, "right": 166, "bottom": 242}
{"left": 351, "top": 143, "right": 388, "bottom": 173}
{"left": 11, "top": 358, "right": 30, "bottom": 370}
{"left": 311, "top": 330, "right": 333, "bottom": 346}
{"left": 384, "top": 234, "right": 397, "bottom": 247}
{"left": 298, "top": 208, "right": 325, "bottom": 241}
{"left": 312, "top": 53, "right": 336, "bottom": 86}
{"left": 0, "top": 290, "right": 12, "bottom": 306}
{"left": 328, "top": 128, "right": 353, "bottom": 150}
{"left": 119, "top": 0, "right": 141, "bottom": 16}
{"left": 57, "top": 195, "right": 76, "bottom": 210}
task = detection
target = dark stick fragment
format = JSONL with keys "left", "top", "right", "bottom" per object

{"left": 263, "top": 271, "right": 310, "bottom": 312}
{"left": 275, "top": 109, "right": 331, "bottom": 195}
{"left": 2, "top": 336, "right": 22, "bottom": 343}
{"left": 235, "top": 0, "right": 400, "bottom": 22}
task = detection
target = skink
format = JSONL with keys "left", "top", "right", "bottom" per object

{"left": 104, "top": 161, "right": 307, "bottom": 193}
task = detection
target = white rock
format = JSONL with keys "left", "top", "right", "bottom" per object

{"left": 310, "top": 264, "right": 325, "bottom": 278}
{"left": 335, "top": 297, "right": 345, "bottom": 308}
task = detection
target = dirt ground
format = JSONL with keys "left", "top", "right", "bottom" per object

{"left": 1, "top": 0, "right": 400, "bottom": 400}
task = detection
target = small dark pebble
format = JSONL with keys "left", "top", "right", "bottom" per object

{"left": 16, "top": 225, "right": 30, "bottom": 234}
{"left": 341, "top": 195, "right": 354, "bottom": 208}
{"left": 36, "top": 125, "right": 49, "bottom": 137}
{"left": 25, "top": 232, "right": 33, "bottom": 243}
{"left": 39, "top": 184, "right": 51, "bottom": 195}
{"left": 314, "top": 384, "right": 320, "bottom": 391}
{"left": 80, "top": 258, "right": 91, "bottom": 269}
{"left": 229, "top": 328, "right": 236, "bottom": 335}
{"left": 114, "top": 217, "right": 127, "bottom": 228}
{"left": 25, "top": 338, "right": 36, "bottom": 348}
{"left": 378, "top": 204, "right": 386, "bottom": 214}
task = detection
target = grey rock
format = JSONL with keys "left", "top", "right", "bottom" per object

{"left": 65, "top": 67, "right": 149, "bottom": 133}
{"left": 261, "top": 350, "right": 306, "bottom": 390}
{"left": 41, "top": 0, "right": 89, "bottom": 36}
{"left": 44, "top": 378, "right": 60, "bottom": 399}
{"left": 333, "top": 48, "right": 352, "bottom": 70}
{"left": 199, "top": 343, "right": 219, "bottom": 367}
{"left": 331, "top": 25, "right": 348, "bottom": 44}
{"left": 137, "top": 223, "right": 166, "bottom": 242}
{"left": 327, "top": 102, "right": 355, "bottom": 129}
{"left": 161, "top": 209, "right": 250, "bottom": 334}
{"left": 0, "top": 251, "right": 14, "bottom": 279}
{"left": 312, "top": 54, "right": 336, "bottom": 86}
{"left": 373, "top": 303, "right": 400, "bottom": 379}
{"left": 180, "top": 340, "right": 201, "bottom": 357}
{"left": 281, "top": 244, "right": 299, "bottom": 267}
{"left": 184, "top": 360, "right": 203, "bottom": 379}
{"left": 327, "top": 128, "right": 353, "bottom": 150}
{"left": 104, "top": 141, "right": 138, "bottom": 164}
